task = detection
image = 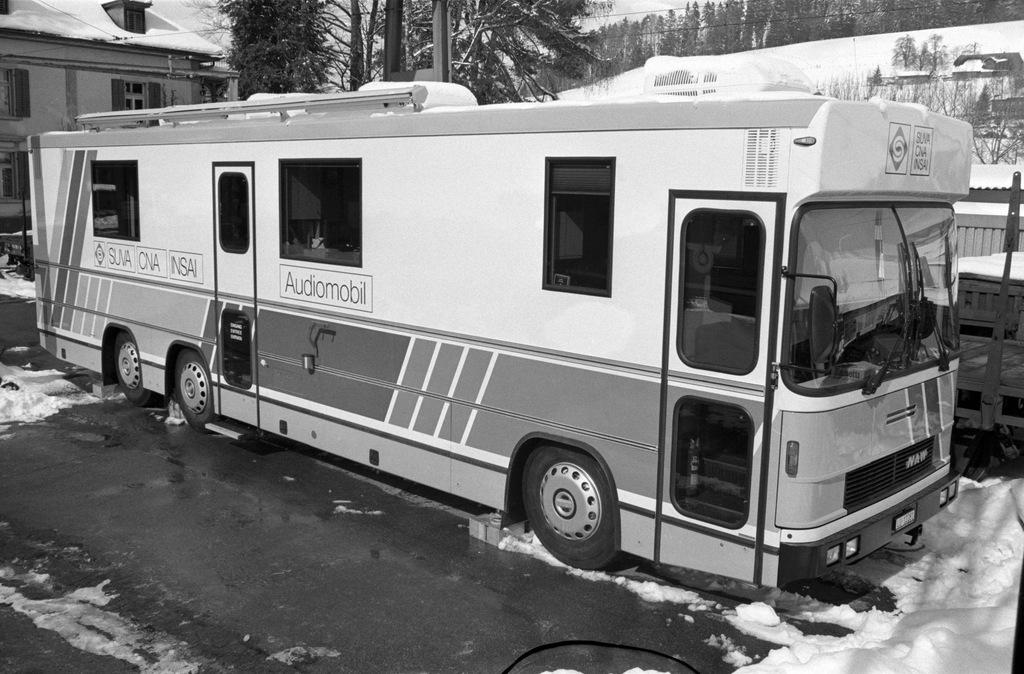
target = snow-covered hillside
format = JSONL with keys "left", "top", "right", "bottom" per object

{"left": 563, "top": 20, "right": 1024, "bottom": 99}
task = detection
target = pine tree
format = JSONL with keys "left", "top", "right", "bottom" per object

{"left": 220, "top": 0, "right": 334, "bottom": 98}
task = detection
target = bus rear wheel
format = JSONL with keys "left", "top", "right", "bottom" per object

{"left": 174, "top": 350, "right": 213, "bottom": 431}
{"left": 523, "top": 446, "right": 620, "bottom": 570}
{"left": 113, "top": 332, "right": 152, "bottom": 407}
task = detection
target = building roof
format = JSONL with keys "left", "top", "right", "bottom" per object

{"left": 0, "top": 0, "right": 223, "bottom": 56}
{"left": 971, "top": 164, "right": 1024, "bottom": 190}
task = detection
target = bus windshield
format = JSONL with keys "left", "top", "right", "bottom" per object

{"left": 784, "top": 203, "right": 958, "bottom": 394}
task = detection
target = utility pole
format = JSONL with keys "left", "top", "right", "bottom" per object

{"left": 382, "top": 0, "right": 450, "bottom": 83}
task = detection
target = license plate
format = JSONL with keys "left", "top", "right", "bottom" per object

{"left": 893, "top": 507, "right": 917, "bottom": 532}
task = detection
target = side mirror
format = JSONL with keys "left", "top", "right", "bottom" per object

{"left": 808, "top": 284, "right": 838, "bottom": 363}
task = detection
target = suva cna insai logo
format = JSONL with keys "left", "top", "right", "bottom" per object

{"left": 279, "top": 265, "right": 373, "bottom": 312}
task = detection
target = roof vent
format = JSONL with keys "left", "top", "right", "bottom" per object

{"left": 643, "top": 54, "right": 812, "bottom": 98}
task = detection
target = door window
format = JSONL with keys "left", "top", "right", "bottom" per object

{"left": 672, "top": 398, "right": 752, "bottom": 527}
{"left": 678, "top": 210, "right": 763, "bottom": 373}
{"left": 218, "top": 172, "right": 250, "bottom": 254}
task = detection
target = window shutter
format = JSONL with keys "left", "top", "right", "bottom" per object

{"left": 13, "top": 151, "right": 29, "bottom": 199}
{"left": 111, "top": 79, "right": 125, "bottom": 111}
{"left": 146, "top": 82, "right": 163, "bottom": 109}
{"left": 13, "top": 69, "right": 30, "bottom": 117}
{"left": 550, "top": 162, "right": 613, "bottom": 194}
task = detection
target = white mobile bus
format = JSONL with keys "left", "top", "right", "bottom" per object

{"left": 29, "top": 64, "right": 970, "bottom": 586}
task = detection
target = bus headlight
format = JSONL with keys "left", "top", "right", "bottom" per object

{"left": 845, "top": 536, "right": 860, "bottom": 559}
{"left": 939, "top": 487, "right": 949, "bottom": 506}
{"left": 825, "top": 544, "right": 841, "bottom": 566}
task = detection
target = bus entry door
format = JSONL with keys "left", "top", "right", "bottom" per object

{"left": 658, "top": 193, "right": 781, "bottom": 584}
{"left": 212, "top": 163, "right": 258, "bottom": 426}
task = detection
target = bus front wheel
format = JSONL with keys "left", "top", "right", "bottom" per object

{"left": 523, "top": 446, "right": 620, "bottom": 570}
{"left": 174, "top": 350, "right": 213, "bottom": 431}
{"left": 113, "top": 332, "right": 152, "bottom": 407}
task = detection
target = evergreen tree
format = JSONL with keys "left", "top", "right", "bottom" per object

{"left": 681, "top": 3, "right": 701, "bottom": 55}
{"left": 219, "top": 0, "right": 334, "bottom": 98}
{"left": 660, "top": 10, "right": 681, "bottom": 56}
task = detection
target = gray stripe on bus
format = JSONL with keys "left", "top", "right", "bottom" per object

{"left": 425, "top": 343, "right": 463, "bottom": 395}
{"left": 53, "top": 150, "right": 86, "bottom": 320}
{"left": 400, "top": 338, "right": 437, "bottom": 389}
{"left": 388, "top": 390, "right": 419, "bottom": 429}
{"left": 413, "top": 397, "right": 447, "bottom": 436}
{"left": 71, "top": 277, "right": 88, "bottom": 334}
{"left": 67, "top": 150, "right": 97, "bottom": 299}
{"left": 29, "top": 136, "right": 47, "bottom": 254}
{"left": 448, "top": 349, "right": 495, "bottom": 443}
{"left": 432, "top": 347, "right": 469, "bottom": 438}
{"left": 408, "top": 341, "right": 441, "bottom": 429}
{"left": 52, "top": 150, "right": 75, "bottom": 265}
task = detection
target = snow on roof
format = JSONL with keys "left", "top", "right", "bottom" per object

{"left": 971, "top": 163, "right": 1024, "bottom": 190}
{"left": 0, "top": 0, "right": 222, "bottom": 56}
{"left": 562, "top": 20, "right": 1024, "bottom": 99}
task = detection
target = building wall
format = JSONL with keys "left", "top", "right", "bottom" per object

{"left": 0, "top": 33, "right": 233, "bottom": 233}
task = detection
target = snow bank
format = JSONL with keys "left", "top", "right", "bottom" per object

{"left": 0, "top": 265, "right": 35, "bottom": 299}
{"left": 499, "top": 531, "right": 721, "bottom": 612}
{"left": 732, "top": 476, "right": 1022, "bottom": 673}
{"left": 0, "top": 364, "right": 94, "bottom": 432}
{"left": 0, "top": 572, "right": 201, "bottom": 673}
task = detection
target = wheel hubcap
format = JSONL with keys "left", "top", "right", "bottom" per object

{"left": 179, "top": 362, "right": 208, "bottom": 415}
{"left": 539, "top": 461, "right": 602, "bottom": 541}
{"left": 117, "top": 342, "right": 141, "bottom": 389}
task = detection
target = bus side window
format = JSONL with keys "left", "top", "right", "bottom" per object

{"left": 92, "top": 161, "right": 140, "bottom": 240}
{"left": 678, "top": 211, "right": 763, "bottom": 374}
{"left": 218, "top": 172, "right": 249, "bottom": 254}
{"left": 543, "top": 158, "right": 614, "bottom": 296}
{"left": 279, "top": 160, "right": 361, "bottom": 267}
{"left": 672, "top": 398, "right": 752, "bottom": 528}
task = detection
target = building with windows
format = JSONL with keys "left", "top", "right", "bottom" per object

{"left": 0, "top": 0, "right": 236, "bottom": 233}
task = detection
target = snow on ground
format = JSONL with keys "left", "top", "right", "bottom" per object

{"left": 0, "top": 570, "right": 201, "bottom": 673}
{"left": 265, "top": 645, "right": 342, "bottom": 666}
{"left": 501, "top": 475, "right": 1022, "bottom": 672}
{"left": 960, "top": 253, "right": 1024, "bottom": 281}
{"left": 0, "top": 258, "right": 35, "bottom": 299}
{"left": 0, "top": 364, "right": 95, "bottom": 435}
{"left": 332, "top": 500, "right": 384, "bottom": 516}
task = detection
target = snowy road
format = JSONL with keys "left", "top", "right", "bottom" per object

{"left": 1, "top": 268, "right": 1022, "bottom": 673}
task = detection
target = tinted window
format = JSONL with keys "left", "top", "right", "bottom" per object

{"left": 673, "top": 398, "right": 752, "bottom": 528}
{"left": 280, "top": 160, "right": 361, "bottom": 266}
{"left": 92, "top": 161, "right": 139, "bottom": 240}
{"left": 544, "top": 159, "right": 614, "bottom": 295}
{"left": 679, "top": 211, "right": 763, "bottom": 373}
{"left": 218, "top": 172, "right": 249, "bottom": 254}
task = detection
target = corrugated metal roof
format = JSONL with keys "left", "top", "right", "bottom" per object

{"left": 971, "top": 163, "right": 1024, "bottom": 190}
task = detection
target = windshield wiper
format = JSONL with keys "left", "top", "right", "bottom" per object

{"left": 910, "top": 241, "right": 950, "bottom": 371}
{"left": 863, "top": 240, "right": 915, "bottom": 395}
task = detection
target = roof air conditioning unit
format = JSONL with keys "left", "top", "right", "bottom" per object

{"left": 642, "top": 54, "right": 813, "bottom": 97}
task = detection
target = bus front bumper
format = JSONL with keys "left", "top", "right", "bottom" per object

{"left": 776, "top": 472, "right": 959, "bottom": 586}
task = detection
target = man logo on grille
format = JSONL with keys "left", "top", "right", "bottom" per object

{"left": 905, "top": 449, "right": 928, "bottom": 470}
{"left": 94, "top": 243, "right": 105, "bottom": 267}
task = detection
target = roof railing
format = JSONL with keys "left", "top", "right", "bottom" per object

{"left": 77, "top": 86, "right": 427, "bottom": 130}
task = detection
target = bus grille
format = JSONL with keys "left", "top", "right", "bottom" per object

{"left": 843, "top": 436, "right": 935, "bottom": 513}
